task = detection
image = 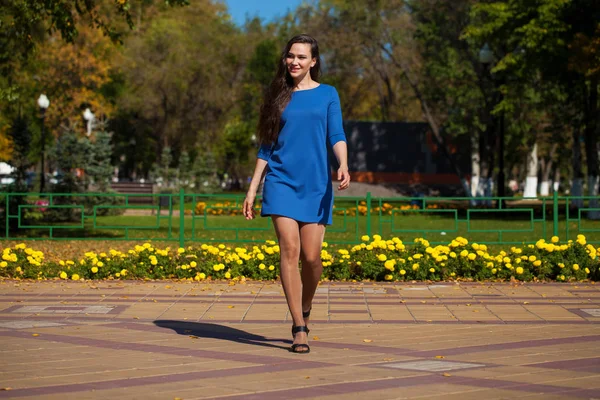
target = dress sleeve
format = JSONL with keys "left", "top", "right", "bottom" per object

{"left": 257, "top": 143, "right": 273, "bottom": 161}
{"left": 327, "top": 87, "right": 347, "bottom": 147}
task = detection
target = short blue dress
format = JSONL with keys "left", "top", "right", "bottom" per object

{"left": 257, "top": 84, "right": 347, "bottom": 225}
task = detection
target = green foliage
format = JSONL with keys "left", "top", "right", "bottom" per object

{"left": 177, "top": 150, "right": 192, "bottom": 189}
{"left": 48, "top": 129, "right": 92, "bottom": 195}
{"left": 87, "top": 130, "right": 114, "bottom": 192}
{"left": 7, "top": 114, "right": 33, "bottom": 190}
{"left": 1, "top": 236, "right": 598, "bottom": 282}
{"left": 150, "top": 146, "right": 176, "bottom": 188}
{"left": 192, "top": 151, "right": 220, "bottom": 193}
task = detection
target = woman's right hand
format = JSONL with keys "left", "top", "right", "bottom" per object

{"left": 243, "top": 193, "right": 256, "bottom": 220}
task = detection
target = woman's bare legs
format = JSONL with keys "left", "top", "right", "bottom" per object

{"left": 272, "top": 216, "right": 307, "bottom": 350}
{"left": 299, "top": 222, "right": 325, "bottom": 328}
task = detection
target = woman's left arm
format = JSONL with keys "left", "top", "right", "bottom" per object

{"left": 333, "top": 141, "right": 350, "bottom": 191}
{"left": 327, "top": 87, "right": 350, "bottom": 191}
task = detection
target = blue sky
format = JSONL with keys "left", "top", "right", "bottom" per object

{"left": 223, "top": 0, "right": 305, "bottom": 26}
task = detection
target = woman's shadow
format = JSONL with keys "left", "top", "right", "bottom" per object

{"left": 154, "top": 320, "right": 292, "bottom": 351}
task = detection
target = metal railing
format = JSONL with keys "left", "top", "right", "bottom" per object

{"left": 1, "top": 190, "right": 599, "bottom": 246}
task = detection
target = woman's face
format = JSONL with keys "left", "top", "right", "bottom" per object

{"left": 286, "top": 43, "right": 315, "bottom": 80}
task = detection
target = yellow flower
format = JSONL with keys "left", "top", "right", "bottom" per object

{"left": 384, "top": 260, "right": 395, "bottom": 271}
{"left": 460, "top": 250, "right": 468, "bottom": 257}
{"left": 373, "top": 234, "right": 382, "bottom": 241}
{"left": 190, "top": 261, "right": 197, "bottom": 267}
{"left": 71, "top": 274, "right": 80, "bottom": 280}
{"left": 412, "top": 263, "right": 419, "bottom": 271}
{"left": 257, "top": 253, "right": 265, "bottom": 260}
{"left": 59, "top": 271, "right": 67, "bottom": 279}
{"left": 97, "top": 261, "right": 104, "bottom": 267}
{"left": 559, "top": 275, "right": 565, "bottom": 281}
{"left": 450, "top": 252, "right": 457, "bottom": 258}
{"left": 199, "top": 273, "right": 206, "bottom": 279}
{"left": 268, "top": 265, "right": 275, "bottom": 271}
{"left": 361, "top": 235, "right": 370, "bottom": 241}
{"left": 491, "top": 268, "right": 497, "bottom": 274}
{"left": 558, "top": 263, "right": 565, "bottom": 268}
{"left": 377, "top": 254, "right": 387, "bottom": 261}
{"left": 115, "top": 273, "right": 121, "bottom": 278}
{"left": 400, "top": 269, "right": 406, "bottom": 275}
{"left": 429, "top": 268, "right": 435, "bottom": 273}
{"left": 551, "top": 236, "right": 559, "bottom": 243}
{"left": 585, "top": 268, "right": 590, "bottom": 274}
{"left": 450, "top": 272, "right": 456, "bottom": 277}
{"left": 259, "top": 263, "right": 266, "bottom": 270}
{"left": 225, "top": 272, "right": 231, "bottom": 279}
{"left": 528, "top": 255, "right": 536, "bottom": 262}
{"left": 91, "top": 267, "right": 98, "bottom": 273}
{"left": 533, "top": 260, "right": 541, "bottom": 267}
{"left": 467, "top": 253, "right": 476, "bottom": 261}
{"left": 213, "top": 264, "right": 220, "bottom": 271}
{"left": 573, "top": 264, "right": 580, "bottom": 271}
{"left": 384, "top": 274, "right": 393, "bottom": 281}
{"left": 177, "top": 247, "right": 185, "bottom": 254}
{"left": 516, "top": 267, "right": 524, "bottom": 275}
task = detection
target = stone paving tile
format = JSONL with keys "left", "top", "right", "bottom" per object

{"left": 1, "top": 281, "right": 600, "bottom": 399}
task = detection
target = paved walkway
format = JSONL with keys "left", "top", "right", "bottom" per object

{"left": 0, "top": 280, "right": 599, "bottom": 399}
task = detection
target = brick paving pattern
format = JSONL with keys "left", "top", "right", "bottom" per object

{"left": 0, "top": 280, "right": 599, "bottom": 399}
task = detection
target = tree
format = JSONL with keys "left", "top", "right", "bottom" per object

{"left": 463, "top": 0, "right": 600, "bottom": 202}
{"left": 118, "top": 0, "right": 245, "bottom": 156}
{"left": 192, "top": 151, "right": 220, "bottom": 193}
{"left": 150, "top": 146, "right": 176, "bottom": 188}
{"left": 177, "top": 150, "right": 191, "bottom": 189}
{"left": 87, "top": 130, "right": 114, "bottom": 191}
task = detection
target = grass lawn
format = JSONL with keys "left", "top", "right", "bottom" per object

{"left": 4, "top": 212, "right": 599, "bottom": 246}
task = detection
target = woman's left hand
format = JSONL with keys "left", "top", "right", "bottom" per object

{"left": 337, "top": 166, "right": 350, "bottom": 191}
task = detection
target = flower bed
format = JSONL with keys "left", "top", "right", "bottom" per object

{"left": 1, "top": 235, "right": 598, "bottom": 282}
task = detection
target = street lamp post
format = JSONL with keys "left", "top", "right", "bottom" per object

{"left": 478, "top": 44, "right": 506, "bottom": 199}
{"left": 37, "top": 94, "right": 50, "bottom": 194}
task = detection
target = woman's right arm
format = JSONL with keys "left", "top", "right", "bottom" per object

{"left": 243, "top": 158, "right": 268, "bottom": 220}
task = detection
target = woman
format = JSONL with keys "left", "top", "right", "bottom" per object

{"left": 243, "top": 34, "right": 350, "bottom": 354}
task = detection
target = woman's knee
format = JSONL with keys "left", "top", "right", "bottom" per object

{"left": 280, "top": 242, "right": 301, "bottom": 263}
{"left": 302, "top": 252, "right": 322, "bottom": 267}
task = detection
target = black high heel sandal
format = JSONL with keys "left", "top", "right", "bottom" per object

{"left": 290, "top": 325, "right": 310, "bottom": 354}
{"left": 303, "top": 308, "right": 312, "bottom": 319}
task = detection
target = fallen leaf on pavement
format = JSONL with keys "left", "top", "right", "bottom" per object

{"left": 363, "top": 339, "right": 372, "bottom": 343}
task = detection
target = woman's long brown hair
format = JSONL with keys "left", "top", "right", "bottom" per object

{"left": 257, "top": 34, "right": 321, "bottom": 145}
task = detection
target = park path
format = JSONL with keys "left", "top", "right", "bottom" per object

{"left": 0, "top": 280, "right": 599, "bottom": 399}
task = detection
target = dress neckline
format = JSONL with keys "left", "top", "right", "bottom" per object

{"left": 293, "top": 84, "right": 322, "bottom": 93}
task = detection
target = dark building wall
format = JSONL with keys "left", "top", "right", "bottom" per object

{"left": 341, "top": 121, "right": 470, "bottom": 188}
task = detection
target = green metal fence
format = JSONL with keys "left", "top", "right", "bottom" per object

{"left": 1, "top": 190, "right": 599, "bottom": 246}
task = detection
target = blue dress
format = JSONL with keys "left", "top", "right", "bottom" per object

{"left": 257, "top": 84, "right": 346, "bottom": 225}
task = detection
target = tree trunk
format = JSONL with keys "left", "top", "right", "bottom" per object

{"left": 571, "top": 123, "right": 584, "bottom": 207}
{"left": 585, "top": 77, "right": 599, "bottom": 219}
{"left": 523, "top": 142, "right": 538, "bottom": 198}
{"left": 470, "top": 133, "right": 480, "bottom": 197}
{"left": 539, "top": 143, "right": 557, "bottom": 196}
